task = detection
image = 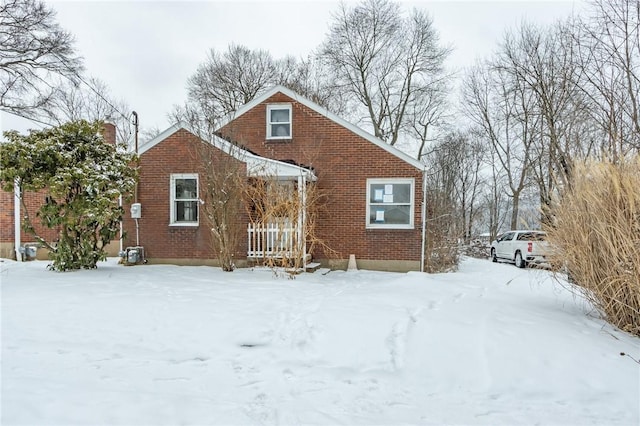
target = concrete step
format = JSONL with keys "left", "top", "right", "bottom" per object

{"left": 304, "top": 262, "right": 322, "bottom": 273}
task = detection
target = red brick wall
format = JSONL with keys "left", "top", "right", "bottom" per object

{"left": 19, "top": 190, "right": 60, "bottom": 242}
{"left": 0, "top": 189, "right": 13, "bottom": 243}
{"left": 220, "top": 92, "right": 424, "bottom": 263}
{"left": 103, "top": 122, "right": 116, "bottom": 145}
{"left": 0, "top": 189, "right": 60, "bottom": 242}
{"left": 122, "top": 129, "right": 248, "bottom": 261}
{"left": 0, "top": 187, "right": 60, "bottom": 258}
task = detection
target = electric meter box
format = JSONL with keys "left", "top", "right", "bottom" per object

{"left": 131, "top": 203, "right": 142, "bottom": 219}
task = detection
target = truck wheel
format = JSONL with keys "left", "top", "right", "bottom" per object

{"left": 491, "top": 248, "right": 497, "bottom": 263}
{"left": 515, "top": 251, "right": 526, "bottom": 268}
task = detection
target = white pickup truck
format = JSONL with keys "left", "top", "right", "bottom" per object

{"left": 490, "top": 230, "right": 549, "bottom": 268}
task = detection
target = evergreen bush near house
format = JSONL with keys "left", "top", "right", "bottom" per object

{"left": 0, "top": 120, "right": 137, "bottom": 271}
{"left": 545, "top": 157, "right": 640, "bottom": 336}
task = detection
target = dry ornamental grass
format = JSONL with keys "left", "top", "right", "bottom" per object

{"left": 545, "top": 157, "right": 640, "bottom": 336}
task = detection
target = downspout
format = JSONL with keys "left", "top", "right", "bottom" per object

{"left": 297, "top": 174, "right": 306, "bottom": 267}
{"left": 14, "top": 179, "right": 22, "bottom": 262}
{"left": 420, "top": 168, "right": 427, "bottom": 273}
{"left": 119, "top": 194, "right": 123, "bottom": 254}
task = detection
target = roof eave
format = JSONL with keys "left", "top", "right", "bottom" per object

{"left": 137, "top": 122, "right": 317, "bottom": 181}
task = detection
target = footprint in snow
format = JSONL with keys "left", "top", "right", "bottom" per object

{"left": 243, "top": 393, "right": 277, "bottom": 425}
{"left": 282, "top": 368, "right": 296, "bottom": 381}
{"left": 453, "top": 292, "right": 465, "bottom": 302}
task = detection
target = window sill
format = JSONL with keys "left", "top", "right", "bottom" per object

{"left": 366, "top": 225, "right": 415, "bottom": 230}
{"left": 265, "top": 137, "right": 292, "bottom": 142}
{"left": 169, "top": 222, "right": 199, "bottom": 227}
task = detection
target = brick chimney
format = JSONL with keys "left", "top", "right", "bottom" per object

{"left": 103, "top": 122, "right": 116, "bottom": 146}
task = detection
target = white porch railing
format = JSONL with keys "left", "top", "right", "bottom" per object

{"left": 247, "top": 221, "right": 298, "bottom": 258}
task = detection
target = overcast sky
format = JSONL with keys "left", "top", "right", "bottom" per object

{"left": 1, "top": 0, "right": 586, "bottom": 138}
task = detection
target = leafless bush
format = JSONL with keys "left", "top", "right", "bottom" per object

{"left": 246, "top": 177, "right": 336, "bottom": 277}
{"left": 545, "top": 157, "right": 640, "bottom": 336}
{"left": 461, "top": 239, "right": 490, "bottom": 259}
{"left": 200, "top": 146, "right": 246, "bottom": 272}
{"left": 424, "top": 188, "right": 459, "bottom": 273}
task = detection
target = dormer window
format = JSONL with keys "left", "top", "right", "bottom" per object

{"left": 266, "top": 104, "right": 292, "bottom": 139}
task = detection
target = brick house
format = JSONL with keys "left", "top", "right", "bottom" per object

{"left": 1, "top": 86, "right": 427, "bottom": 271}
{"left": 121, "top": 86, "right": 427, "bottom": 272}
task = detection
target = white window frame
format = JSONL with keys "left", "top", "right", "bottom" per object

{"left": 366, "top": 178, "right": 415, "bottom": 229}
{"left": 170, "top": 173, "right": 199, "bottom": 226}
{"left": 266, "top": 104, "right": 292, "bottom": 140}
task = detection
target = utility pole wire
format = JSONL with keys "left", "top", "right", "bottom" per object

{"left": 51, "top": 52, "right": 132, "bottom": 123}
{"left": 1, "top": 108, "right": 56, "bottom": 128}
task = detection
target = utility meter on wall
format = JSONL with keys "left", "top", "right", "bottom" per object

{"left": 131, "top": 203, "right": 142, "bottom": 219}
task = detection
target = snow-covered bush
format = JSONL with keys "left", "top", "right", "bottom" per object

{"left": 0, "top": 120, "right": 137, "bottom": 271}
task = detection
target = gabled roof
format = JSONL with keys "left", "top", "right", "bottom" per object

{"left": 138, "top": 123, "right": 316, "bottom": 181}
{"left": 219, "top": 85, "right": 425, "bottom": 171}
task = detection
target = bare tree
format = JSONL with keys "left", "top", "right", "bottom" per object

{"left": 320, "top": 0, "right": 450, "bottom": 146}
{"left": 198, "top": 142, "right": 247, "bottom": 272}
{"left": 187, "top": 44, "right": 277, "bottom": 121}
{"left": 0, "top": 0, "right": 83, "bottom": 115}
{"left": 462, "top": 2, "right": 638, "bottom": 234}
{"left": 499, "top": 22, "right": 591, "bottom": 211}
{"left": 455, "top": 130, "right": 488, "bottom": 243}
{"left": 35, "top": 76, "right": 134, "bottom": 146}
{"left": 424, "top": 129, "right": 487, "bottom": 246}
{"left": 139, "top": 125, "right": 162, "bottom": 144}
{"left": 572, "top": 0, "right": 640, "bottom": 157}
{"left": 277, "top": 55, "right": 349, "bottom": 117}
{"left": 409, "top": 79, "right": 450, "bottom": 160}
{"left": 591, "top": 0, "right": 640, "bottom": 142}
{"left": 177, "top": 44, "right": 340, "bottom": 133}
{"left": 483, "top": 147, "right": 510, "bottom": 240}
{"left": 463, "top": 60, "right": 536, "bottom": 230}
{"left": 423, "top": 148, "right": 459, "bottom": 272}
{"left": 180, "top": 119, "right": 249, "bottom": 272}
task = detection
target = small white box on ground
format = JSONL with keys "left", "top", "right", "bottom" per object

{"left": 347, "top": 254, "right": 358, "bottom": 271}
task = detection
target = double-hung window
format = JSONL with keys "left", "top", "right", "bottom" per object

{"left": 366, "top": 178, "right": 414, "bottom": 229}
{"left": 266, "top": 104, "right": 292, "bottom": 139}
{"left": 170, "top": 174, "right": 199, "bottom": 226}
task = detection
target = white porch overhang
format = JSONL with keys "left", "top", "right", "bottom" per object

{"left": 244, "top": 154, "right": 317, "bottom": 181}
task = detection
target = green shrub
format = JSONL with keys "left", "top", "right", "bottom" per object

{"left": 0, "top": 121, "right": 137, "bottom": 271}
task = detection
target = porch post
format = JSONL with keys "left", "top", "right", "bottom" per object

{"left": 297, "top": 174, "right": 307, "bottom": 265}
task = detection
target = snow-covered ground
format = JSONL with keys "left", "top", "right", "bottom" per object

{"left": 1, "top": 257, "right": 638, "bottom": 425}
